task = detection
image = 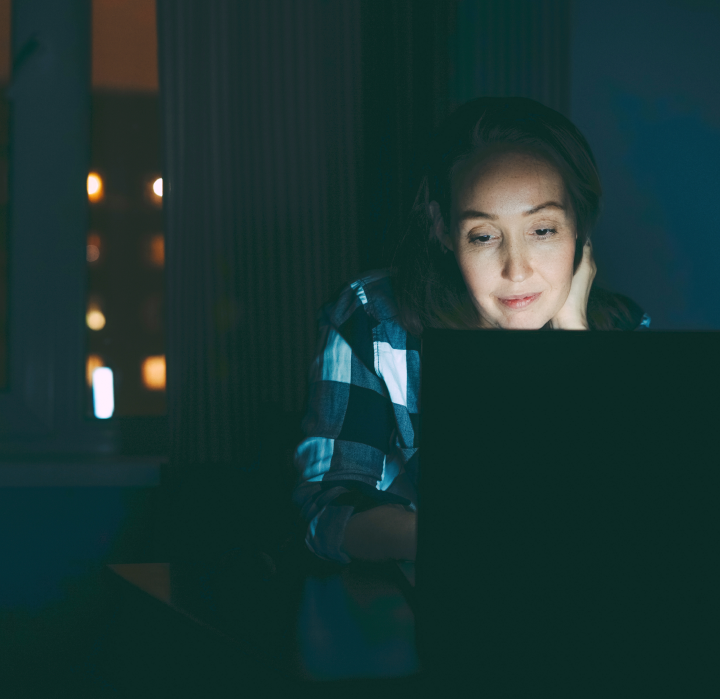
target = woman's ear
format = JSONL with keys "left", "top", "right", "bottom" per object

{"left": 427, "top": 200, "right": 453, "bottom": 253}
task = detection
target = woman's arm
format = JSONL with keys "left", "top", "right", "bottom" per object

{"left": 341, "top": 504, "right": 417, "bottom": 563}
{"left": 293, "top": 273, "right": 416, "bottom": 564}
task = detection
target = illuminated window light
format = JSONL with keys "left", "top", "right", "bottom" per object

{"left": 86, "top": 305, "right": 106, "bottom": 331}
{"left": 87, "top": 233, "right": 101, "bottom": 262}
{"left": 92, "top": 367, "right": 114, "bottom": 419}
{"left": 86, "top": 354, "right": 104, "bottom": 387}
{"left": 141, "top": 355, "right": 166, "bottom": 391}
{"left": 87, "top": 173, "right": 104, "bottom": 203}
{"left": 148, "top": 234, "right": 164, "bottom": 266}
{"left": 152, "top": 178, "right": 163, "bottom": 197}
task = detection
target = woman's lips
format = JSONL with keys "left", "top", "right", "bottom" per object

{"left": 498, "top": 293, "right": 541, "bottom": 309}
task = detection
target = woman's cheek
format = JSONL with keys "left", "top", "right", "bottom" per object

{"left": 458, "top": 254, "right": 489, "bottom": 297}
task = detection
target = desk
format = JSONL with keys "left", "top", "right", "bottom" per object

{"left": 81, "top": 562, "right": 274, "bottom": 697}
{"left": 396, "top": 560, "right": 415, "bottom": 586}
{"left": 104, "top": 558, "right": 420, "bottom": 690}
{"left": 108, "top": 559, "right": 416, "bottom": 613}
{"left": 107, "top": 563, "right": 249, "bottom": 648}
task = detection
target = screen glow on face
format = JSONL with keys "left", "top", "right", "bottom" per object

{"left": 439, "top": 150, "right": 577, "bottom": 330}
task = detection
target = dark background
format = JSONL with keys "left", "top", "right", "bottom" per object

{"left": 1, "top": 0, "right": 719, "bottom": 694}
{"left": 571, "top": 0, "right": 720, "bottom": 330}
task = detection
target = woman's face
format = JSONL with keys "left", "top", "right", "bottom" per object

{"left": 429, "top": 148, "right": 578, "bottom": 330}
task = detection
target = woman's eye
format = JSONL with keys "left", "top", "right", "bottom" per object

{"left": 469, "top": 228, "right": 558, "bottom": 245}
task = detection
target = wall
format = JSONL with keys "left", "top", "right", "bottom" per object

{"left": 570, "top": 0, "right": 720, "bottom": 329}
{"left": 0, "top": 485, "right": 158, "bottom": 691}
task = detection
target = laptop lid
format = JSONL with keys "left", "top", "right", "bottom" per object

{"left": 416, "top": 328, "right": 719, "bottom": 695}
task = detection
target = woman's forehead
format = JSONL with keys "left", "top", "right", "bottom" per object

{"left": 453, "top": 151, "right": 566, "bottom": 205}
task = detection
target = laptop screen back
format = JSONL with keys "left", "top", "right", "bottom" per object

{"left": 416, "top": 329, "right": 720, "bottom": 695}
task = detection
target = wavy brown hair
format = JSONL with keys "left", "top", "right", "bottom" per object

{"left": 390, "top": 96, "right": 638, "bottom": 335}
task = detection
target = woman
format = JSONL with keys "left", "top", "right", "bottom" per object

{"left": 292, "top": 96, "right": 651, "bottom": 567}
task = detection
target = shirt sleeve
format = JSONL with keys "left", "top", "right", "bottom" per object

{"left": 292, "top": 284, "right": 413, "bottom": 564}
{"left": 636, "top": 312, "right": 651, "bottom": 330}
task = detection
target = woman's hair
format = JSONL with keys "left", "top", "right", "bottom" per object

{"left": 390, "top": 96, "right": 633, "bottom": 335}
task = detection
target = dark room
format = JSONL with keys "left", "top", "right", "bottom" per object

{"left": 1, "top": 0, "right": 719, "bottom": 696}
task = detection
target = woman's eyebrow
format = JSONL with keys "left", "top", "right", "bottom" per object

{"left": 457, "top": 201, "right": 566, "bottom": 222}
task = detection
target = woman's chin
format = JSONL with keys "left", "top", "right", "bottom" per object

{"left": 497, "top": 313, "right": 549, "bottom": 330}
{"left": 477, "top": 306, "right": 551, "bottom": 330}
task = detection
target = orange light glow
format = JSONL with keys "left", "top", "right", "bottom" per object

{"left": 87, "top": 172, "right": 104, "bottom": 202}
{"left": 86, "top": 354, "right": 104, "bottom": 387}
{"left": 146, "top": 176, "right": 163, "bottom": 207}
{"left": 87, "top": 233, "right": 101, "bottom": 262}
{"left": 87, "top": 233, "right": 102, "bottom": 262}
{"left": 148, "top": 234, "right": 164, "bottom": 267}
{"left": 92, "top": 0, "right": 158, "bottom": 92}
{"left": 86, "top": 303, "right": 106, "bottom": 330}
{"left": 141, "top": 355, "right": 166, "bottom": 391}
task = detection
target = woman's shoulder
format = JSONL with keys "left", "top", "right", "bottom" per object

{"left": 588, "top": 285, "right": 651, "bottom": 331}
{"left": 321, "top": 268, "right": 402, "bottom": 328}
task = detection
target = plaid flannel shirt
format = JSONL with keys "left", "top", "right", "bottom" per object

{"left": 292, "top": 268, "right": 651, "bottom": 564}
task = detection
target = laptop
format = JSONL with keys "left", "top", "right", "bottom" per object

{"left": 415, "top": 328, "right": 720, "bottom": 695}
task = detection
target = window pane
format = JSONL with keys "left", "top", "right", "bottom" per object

{"left": 86, "top": 0, "right": 164, "bottom": 416}
{"left": 0, "top": 0, "right": 10, "bottom": 391}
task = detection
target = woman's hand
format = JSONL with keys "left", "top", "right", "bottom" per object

{"left": 550, "top": 238, "right": 597, "bottom": 330}
{"left": 342, "top": 504, "right": 417, "bottom": 562}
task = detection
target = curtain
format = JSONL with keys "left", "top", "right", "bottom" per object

{"left": 157, "top": 0, "right": 363, "bottom": 474}
{"left": 155, "top": 0, "right": 570, "bottom": 559}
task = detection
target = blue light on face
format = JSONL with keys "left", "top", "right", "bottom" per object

{"left": 92, "top": 367, "right": 114, "bottom": 419}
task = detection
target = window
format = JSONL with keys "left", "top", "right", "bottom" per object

{"left": 0, "top": 0, "right": 167, "bottom": 459}
{"left": 86, "top": 0, "right": 164, "bottom": 417}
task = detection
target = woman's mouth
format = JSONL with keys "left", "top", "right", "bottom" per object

{"left": 498, "top": 293, "right": 541, "bottom": 309}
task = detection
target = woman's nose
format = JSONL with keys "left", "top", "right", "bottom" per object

{"left": 501, "top": 245, "right": 533, "bottom": 282}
